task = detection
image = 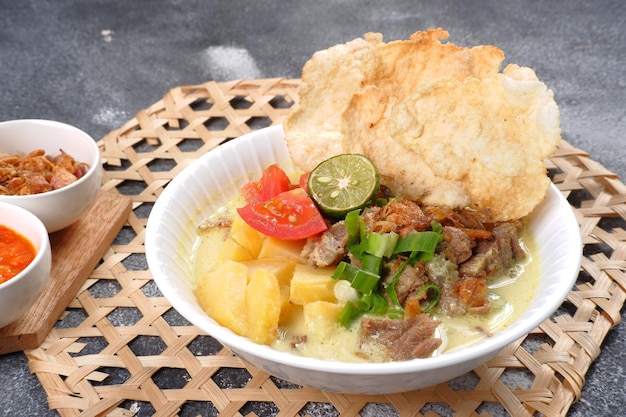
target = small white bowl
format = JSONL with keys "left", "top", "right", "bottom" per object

{"left": 0, "top": 119, "right": 102, "bottom": 233}
{"left": 146, "top": 125, "right": 582, "bottom": 394}
{"left": 0, "top": 202, "right": 52, "bottom": 329}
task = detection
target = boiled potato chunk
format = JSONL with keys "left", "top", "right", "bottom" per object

{"left": 258, "top": 236, "right": 307, "bottom": 262}
{"left": 303, "top": 301, "right": 343, "bottom": 340}
{"left": 195, "top": 260, "right": 249, "bottom": 336}
{"left": 230, "top": 213, "right": 265, "bottom": 258}
{"left": 242, "top": 258, "right": 296, "bottom": 286}
{"left": 290, "top": 264, "right": 337, "bottom": 305}
{"left": 243, "top": 258, "right": 298, "bottom": 330}
{"left": 246, "top": 268, "right": 281, "bottom": 345}
{"left": 279, "top": 302, "right": 305, "bottom": 333}
{"left": 216, "top": 236, "right": 255, "bottom": 262}
{"left": 279, "top": 285, "right": 300, "bottom": 324}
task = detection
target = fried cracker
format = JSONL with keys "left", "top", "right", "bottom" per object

{"left": 284, "top": 28, "right": 561, "bottom": 221}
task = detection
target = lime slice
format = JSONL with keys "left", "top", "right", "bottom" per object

{"left": 307, "top": 154, "right": 380, "bottom": 218}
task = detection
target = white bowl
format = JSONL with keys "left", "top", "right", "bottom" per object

{"left": 146, "top": 125, "right": 582, "bottom": 394}
{"left": 0, "top": 202, "right": 52, "bottom": 329}
{"left": 0, "top": 119, "right": 102, "bottom": 232}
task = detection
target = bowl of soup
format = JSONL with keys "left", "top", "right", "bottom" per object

{"left": 0, "top": 119, "right": 102, "bottom": 233}
{"left": 0, "top": 202, "right": 52, "bottom": 329}
{"left": 145, "top": 125, "right": 582, "bottom": 394}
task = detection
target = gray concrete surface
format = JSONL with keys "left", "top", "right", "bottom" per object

{"left": 0, "top": 0, "right": 624, "bottom": 416}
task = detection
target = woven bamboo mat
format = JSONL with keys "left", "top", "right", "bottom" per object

{"left": 24, "top": 78, "right": 626, "bottom": 417}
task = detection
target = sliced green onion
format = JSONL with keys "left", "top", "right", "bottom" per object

{"left": 331, "top": 261, "right": 357, "bottom": 281}
{"left": 361, "top": 253, "right": 382, "bottom": 275}
{"left": 369, "top": 292, "right": 388, "bottom": 315}
{"left": 332, "top": 261, "right": 380, "bottom": 294}
{"left": 344, "top": 209, "right": 361, "bottom": 246}
{"left": 430, "top": 220, "right": 443, "bottom": 234}
{"left": 351, "top": 269, "right": 380, "bottom": 294}
{"left": 346, "top": 210, "right": 368, "bottom": 259}
{"left": 394, "top": 231, "right": 441, "bottom": 255}
{"left": 415, "top": 283, "right": 441, "bottom": 313}
{"left": 357, "top": 293, "right": 374, "bottom": 311}
{"left": 358, "top": 292, "right": 388, "bottom": 315}
{"left": 385, "top": 259, "right": 410, "bottom": 308}
{"left": 338, "top": 301, "right": 362, "bottom": 328}
{"left": 387, "top": 307, "right": 404, "bottom": 319}
{"left": 366, "top": 231, "right": 399, "bottom": 258}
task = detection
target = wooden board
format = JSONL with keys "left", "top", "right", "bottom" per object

{"left": 0, "top": 190, "right": 132, "bottom": 354}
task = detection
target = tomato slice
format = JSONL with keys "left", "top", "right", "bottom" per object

{"left": 241, "top": 164, "right": 293, "bottom": 204}
{"left": 237, "top": 188, "right": 328, "bottom": 240}
{"left": 298, "top": 171, "right": 310, "bottom": 190}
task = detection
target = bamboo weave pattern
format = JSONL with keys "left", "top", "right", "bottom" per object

{"left": 25, "top": 79, "right": 626, "bottom": 417}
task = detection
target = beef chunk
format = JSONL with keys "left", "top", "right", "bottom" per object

{"left": 382, "top": 262, "right": 428, "bottom": 306}
{"left": 360, "top": 314, "right": 442, "bottom": 361}
{"left": 459, "top": 242, "right": 500, "bottom": 277}
{"left": 496, "top": 221, "right": 526, "bottom": 261}
{"left": 459, "top": 222, "right": 525, "bottom": 278}
{"left": 301, "top": 221, "right": 348, "bottom": 267}
{"left": 426, "top": 254, "right": 466, "bottom": 316}
{"left": 439, "top": 226, "right": 473, "bottom": 264}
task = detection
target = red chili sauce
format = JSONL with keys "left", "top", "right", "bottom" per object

{"left": 0, "top": 225, "right": 36, "bottom": 284}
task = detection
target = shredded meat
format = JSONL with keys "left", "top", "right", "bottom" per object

{"left": 301, "top": 221, "right": 348, "bottom": 267}
{"left": 197, "top": 216, "right": 232, "bottom": 233}
{"left": 289, "top": 335, "right": 307, "bottom": 350}
{"left": 360, "top": 314, "right": 442, "bottom": 361}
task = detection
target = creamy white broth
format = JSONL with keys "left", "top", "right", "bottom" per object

{"left": 273, "top": 306, "right": 374, "bottom": 362}
{"left": 192, "top": 201, "right": 540, "bottom": 362}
